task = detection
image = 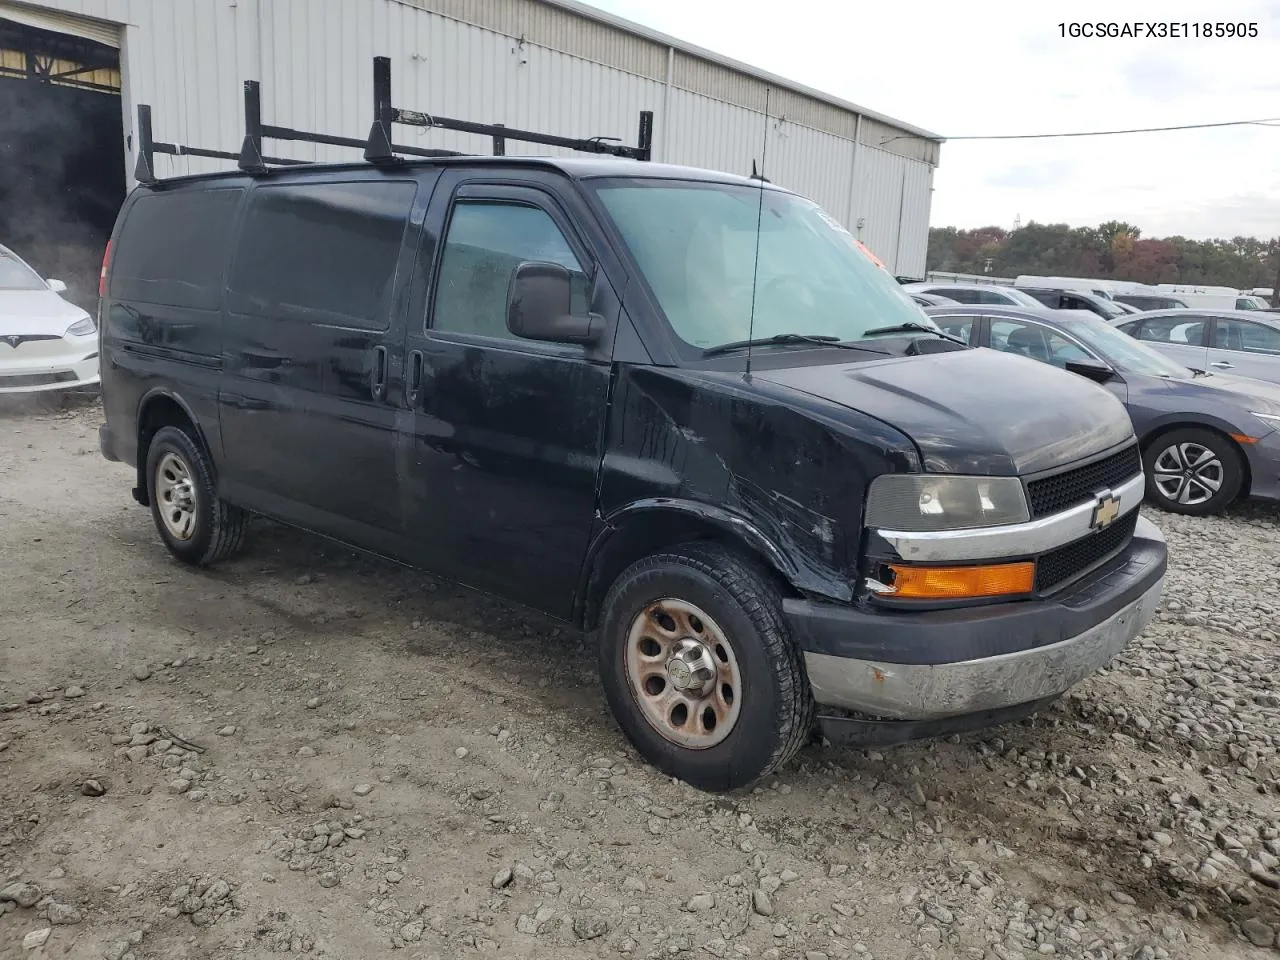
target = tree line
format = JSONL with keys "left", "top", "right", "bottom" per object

{"left": 926, "top": 221, "right": 1279, "bottom": 290}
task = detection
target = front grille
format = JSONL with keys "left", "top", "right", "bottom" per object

{"left": 0, "top": 372, "right": 78, "bottom": 388}
{"left": 0, "top": 335, "right": 60, "bottom": 349}
{"left": 1026, "top": 445, "right": 1142, "bottom": 518}
{"left": 1034, "top": 509, "right": 1139, "bottom": 593}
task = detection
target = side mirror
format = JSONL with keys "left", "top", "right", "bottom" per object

{"left": 505, "top": 261, "right": 600, "bottom": 345}
{"left": 47, "top": 279, "right": 67, "bottom": 293}
{"left": 1065, "top": 358, "right": 1115, "bottom": 383}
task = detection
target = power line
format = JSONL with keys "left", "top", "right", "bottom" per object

{"left": 938, "top": 117, "right": 1280, "bottom": 142}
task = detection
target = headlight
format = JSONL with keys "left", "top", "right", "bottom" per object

{"left": 1252, "top": 411, "right": 1280, "bottom": 431}
{"left": 66, "top": 317, "right": 96, "bottom": 337}
{"left": 866, "top": 474, "right": 1030, "bottom": 532}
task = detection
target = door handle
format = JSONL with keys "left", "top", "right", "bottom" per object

{"left": 407, "top": 350, "right": 424, "bottom": 406}
{"left": 370, "top": 345, "right": 388, "bottom": 400}
{"left": 1210, "top": 361, "right": 1233, "bottom": 369}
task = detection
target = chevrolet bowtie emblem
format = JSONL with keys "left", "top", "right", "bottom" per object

{"left": 1090, "top": 492, "right": 1121, "bottom": 530}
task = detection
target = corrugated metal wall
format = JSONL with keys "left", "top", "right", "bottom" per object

{"left": 20, "top": 0, "right": 937, "bottom": 275}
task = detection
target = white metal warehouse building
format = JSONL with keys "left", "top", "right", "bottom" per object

{"left": 0, "top": 0, "right": 942, "bottom": 294}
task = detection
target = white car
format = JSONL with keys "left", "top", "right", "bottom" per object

{"left": 0, "top": 244, "right": 100, "bottom": 394}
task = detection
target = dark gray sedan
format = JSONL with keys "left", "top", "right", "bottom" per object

{"left": 924, "top": 304, "right": 1280, "bottom": 516}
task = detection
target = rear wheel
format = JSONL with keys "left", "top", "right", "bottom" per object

{"left": 145, "top": 425, "right": 249, "bottom": 565}
{"left": 598, "top": 542, "right": 814, "bottom": 792}
{"left": 1143, "top": 427, "right": 1243, "bottom": 516}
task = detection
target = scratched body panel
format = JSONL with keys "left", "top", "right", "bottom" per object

{"left": 595, "top": 365, "right": 919, "bottom": 604}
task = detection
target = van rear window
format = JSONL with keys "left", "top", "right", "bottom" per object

{"left": 109, "top": 188, "right": 243, "bottom": 309}
{"left": 226, "top": 180, "right": 417, "bottom": 331}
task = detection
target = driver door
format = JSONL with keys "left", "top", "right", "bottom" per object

{"left": 397, "top": 176, "right": 614, "bottom": 617}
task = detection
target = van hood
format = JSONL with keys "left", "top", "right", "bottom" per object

{"left": 755, "top": 348, "right": 1135, "bottom": 475}
{"left": 0, "top": 289, "right": 90, "bottom": 336}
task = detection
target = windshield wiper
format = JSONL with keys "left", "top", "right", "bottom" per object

{"left": 702, "top": 333, "right": 890, "bottom": 358}
{"left": 861, "top": 322, "right": 969, "bottom": 346}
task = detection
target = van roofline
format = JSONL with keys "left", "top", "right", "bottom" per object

{"left": 133, "top": 155, "right": 792, "bottom": 191}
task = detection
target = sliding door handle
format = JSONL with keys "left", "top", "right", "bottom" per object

{"left": 370, "top": 345, "right": 388, "bottom": 400}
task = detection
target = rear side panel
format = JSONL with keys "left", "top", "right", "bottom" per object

{"left": 100, "top": 180, "right": 251, "bottom": 469}
{"left": 215, "top": 172, "right": 427, "bottom": 537}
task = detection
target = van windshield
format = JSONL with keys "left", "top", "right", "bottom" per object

{"left": 0, "top": 252, "right": 46, "bottom": 291}
{"left": 593, "top": 179, "right": 934, "bottom": 351}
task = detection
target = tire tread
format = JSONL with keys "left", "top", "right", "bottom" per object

{"left": 1143, "top": 426, "right": 1244, "bottom": 516}
{"left": 147, "top": 425, "right": 249, "bottom": 566}
{"left": 599, "top": 540, "right": 814, "bottom": 789}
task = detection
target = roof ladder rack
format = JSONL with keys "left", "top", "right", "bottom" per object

{"left": 364, "top": 55, "right": 653, "bottom": 162}
{"left": 133, "top": 56, "right": 655, "bottom": 185}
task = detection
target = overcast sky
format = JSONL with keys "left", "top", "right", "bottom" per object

{"left": 590, "top": 0, "right": 1280, "bottom": 240}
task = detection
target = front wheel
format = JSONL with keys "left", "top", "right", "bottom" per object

{"left": 597, "top": 542, "right": 814, "bottom": 792}
{"left": 1143, "top": 427, "right": 1244, "bottom": 516}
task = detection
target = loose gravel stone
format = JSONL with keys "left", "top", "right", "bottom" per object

{"left": 572, "top": 914, "right": 609, "bottom": 940}
{"left": 685, "top": 892, "right": 715, "bottom": 912}
{"left": 80, "top": 779, "right": 106, "bottom": 797}
{"left": 1, "top": 882, "right": 42, "bottom": 907}
{"left": 752, "top": 889, "right": 774, "bottom": 917}
{"left": 1241, "top": 918, "right": 1275, "bottom": 948}
{"left": 22, "top": 928, "right": 51, "bottom": 950}
{"left": 47, "top": 902, "right": 82, "bottom": 924}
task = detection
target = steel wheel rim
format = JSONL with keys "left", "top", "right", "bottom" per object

{"left": 624, "top": 598, "right": 743, "bottom": 750}
{"left": 1152, "top": 442, "right": 1223, "bottom": 506}
{"left": 155, "top": 452, "right": 198, "bottom": 541}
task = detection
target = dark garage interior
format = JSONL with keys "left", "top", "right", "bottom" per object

{"left": 0, "top": 16, "right": 124, "bottom": 311}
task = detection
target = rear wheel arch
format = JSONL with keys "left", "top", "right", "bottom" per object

{"left": 576, "top": 504, "right": 803, "bottom": 632}
{"left": 134, "top": 391, "right": 212, "bottom": 505}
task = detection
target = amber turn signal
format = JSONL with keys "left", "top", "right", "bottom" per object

{"left": 887, "top": 561, "right": 1035, "bottom": 599}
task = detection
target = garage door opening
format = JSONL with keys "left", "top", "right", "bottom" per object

{"left": 0, "top": 13, "right": 123, "bottom": 311}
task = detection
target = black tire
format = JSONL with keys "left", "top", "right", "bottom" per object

{"left": 1143, "top": 427, "right": 1244, "bottom": 516}
{"left": 145, "top": 425, "right": 249, "bottom": 565}
{"left": 597, "top": 541, "right": 814, "bottom": 792}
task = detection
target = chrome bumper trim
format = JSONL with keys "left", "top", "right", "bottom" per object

{"left": 877, "top": 471, "right": 1144, "bottom": 563}
{"left": 803, "top": 576, "right": 1163, "bottom": 720}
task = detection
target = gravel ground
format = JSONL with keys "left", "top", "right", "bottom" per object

{"left": 1, "top": 398, "right": 1278, "bottom": 960}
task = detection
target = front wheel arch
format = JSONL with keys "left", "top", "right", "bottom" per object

{"left": 575, "top": 503, "right": 815, "bottom": 632}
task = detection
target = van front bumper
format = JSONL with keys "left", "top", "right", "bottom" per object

{"left": 785, "top": 515, "right": 1166, "bottom": 725}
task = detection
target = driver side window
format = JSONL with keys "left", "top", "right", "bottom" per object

{"left": 432, "top": 200, "right": 590, "bottom": 340}
{"left": 990, "top": 319, "right": 1090, "bottom": 368}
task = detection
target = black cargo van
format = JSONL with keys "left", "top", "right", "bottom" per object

{"left": 97, "top": 66, "right": 1167, "bottom": 791}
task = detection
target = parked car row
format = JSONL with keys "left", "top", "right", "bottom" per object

{"left": 925, "top": 303, "right": 1280, "bottom": 516}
